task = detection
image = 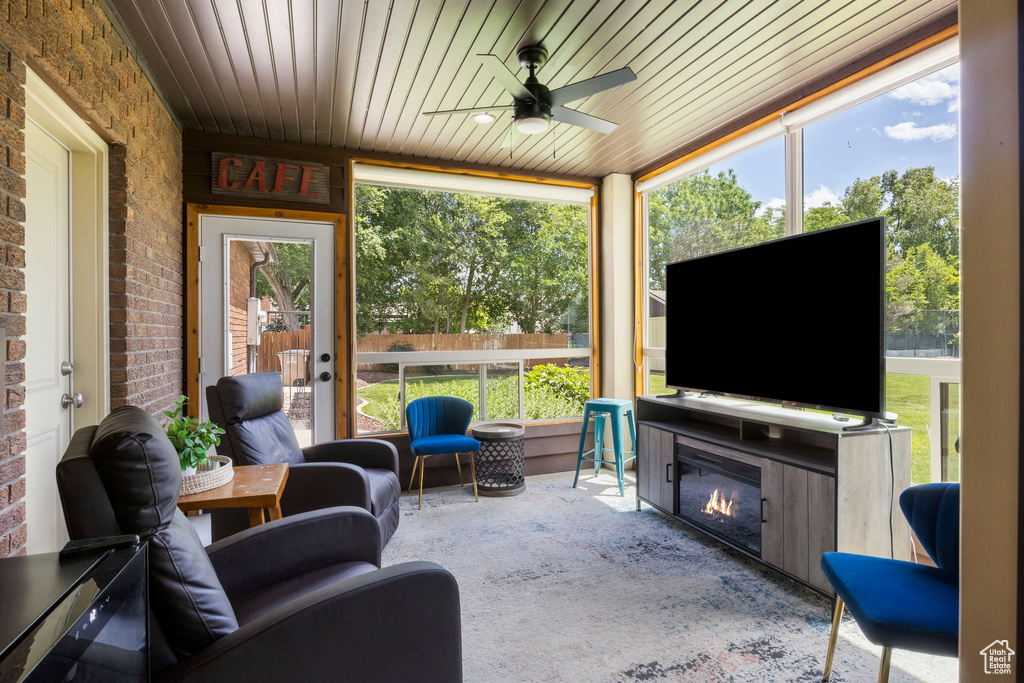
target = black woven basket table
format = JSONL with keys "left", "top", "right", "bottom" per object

{"left": 471, "top": 423, "right": 526, "bottom": 497}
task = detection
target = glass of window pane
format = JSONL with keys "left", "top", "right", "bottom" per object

{"left": 485, "top": 363, "right": 521, "bottom": 421}
{"left": 524, "top": 357, "right": 591, "bottom": 420}
{"left": 644, "top": 137, "right": 785, "bottom": 392}
{"left": 802, "top": 64, "right": 960, "bottom": 359}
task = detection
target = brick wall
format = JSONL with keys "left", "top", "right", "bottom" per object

{"left": 228, "top": 241, "right": 253, "bottom": 376}
{"left": 0, "top": 1, "right": 182, "bottom": 557}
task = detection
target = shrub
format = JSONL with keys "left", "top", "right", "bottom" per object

{"left": 525, "top": 363, "right": 590, "bottom": 405}
{"left": 384, "top": 340, "right": 415, "bottom": 372}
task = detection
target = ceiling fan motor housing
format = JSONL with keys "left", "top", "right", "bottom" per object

{"left": 514, "top": 100, "right": 552, "bottom": 134}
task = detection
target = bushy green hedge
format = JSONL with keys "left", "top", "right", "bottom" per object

{"left": 524, "top": 363, "right": 591, "bottom": 405}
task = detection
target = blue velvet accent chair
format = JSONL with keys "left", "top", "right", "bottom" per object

{"left": 821, "top": 482, "right": 960, "bottom": 682}
{"left": 406, "top": 396, "right": 481, "bottom": 509}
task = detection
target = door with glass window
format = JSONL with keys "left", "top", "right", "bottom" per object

{"left": 198, "top": 214, "right": 335, "bottom": 445}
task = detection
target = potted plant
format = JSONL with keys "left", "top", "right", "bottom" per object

{"left": 163, "top": 395, "right": 226, "bottom": 476}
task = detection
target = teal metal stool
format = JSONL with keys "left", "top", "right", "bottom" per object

{"left": 573, "top": 398, "right": 637, "bottom": 496}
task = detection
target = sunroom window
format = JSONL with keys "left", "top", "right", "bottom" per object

{"left": 352, "top": 165, "right": 595, "bottom": 434}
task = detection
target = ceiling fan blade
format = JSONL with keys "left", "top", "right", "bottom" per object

{"left": 544, "top": 67, "right": 636, "bottom": 107}
{"left": 422, "top": 105, "right": 514, "bottom": 116}
{"left": 501, "top": 123, "right": 523, "bottom": 149}
{"left": 552, "top": 106, "right": 619, "bottom": 135}
{"left": 478, "top": 54, "right": 532, "bottom": 101}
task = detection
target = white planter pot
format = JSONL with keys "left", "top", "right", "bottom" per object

{"left": 182, "top": 465, "right": 197, "bottom": 477}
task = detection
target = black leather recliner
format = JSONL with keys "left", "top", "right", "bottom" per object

{"left": 55, "top": 405, "right": 462, "bottom": 682}
{"left": 206, "top": 372, "right": 401, "bottom": 547}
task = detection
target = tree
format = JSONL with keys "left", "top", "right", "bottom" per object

{"left": 647, "top": 169, "right": 782, "bottom": 289}
{"left": 255, "top": 243, "right": 312, "bottom": 331}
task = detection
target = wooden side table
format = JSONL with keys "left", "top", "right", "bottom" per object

{"left": 177, "top": 463, "right": 289, "bottom": 527}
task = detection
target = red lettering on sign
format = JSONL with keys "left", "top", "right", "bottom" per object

{"left": 298, "top": 166, "right": 322, "bottom": 197}
{"left": 273, "top": 163, "right": 299, "bottom": 193}
{"left": 217, "top": 157, "right": 241, "bottom": 189}
{"left": 243, "top": 161, "right": 267, "bottom": 192}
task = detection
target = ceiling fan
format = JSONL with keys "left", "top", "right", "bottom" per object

{"left": 422, "top": 45, "right": 636, "bottom": 147}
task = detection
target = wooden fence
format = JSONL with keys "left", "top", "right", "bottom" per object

{"left": 257, "top": 328, "right": 313, "bottom": 376}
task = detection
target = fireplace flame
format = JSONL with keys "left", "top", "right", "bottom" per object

{"left": 701, "top": 489, "right": 735, "bottom": 520}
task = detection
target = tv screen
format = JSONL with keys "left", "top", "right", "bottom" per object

{"left": 665, "top": 217, "right": 885, "bottom": 418}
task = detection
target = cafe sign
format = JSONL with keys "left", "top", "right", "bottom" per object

{"left": 211, "top": 152, "right": 330, "bottom": 204}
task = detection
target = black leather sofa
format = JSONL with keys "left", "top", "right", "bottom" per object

{"left": 55, "top": 405, "right": 462, "bottom": 682}
{"left": 206, "top": 372, "right": 401, "bottom": 547}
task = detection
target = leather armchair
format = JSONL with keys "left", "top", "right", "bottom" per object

{"left": 206, "top": 372, "right": 401, "bottom": 547}
{"left": 56, "top": 405, "right": 462, "bottom": 682}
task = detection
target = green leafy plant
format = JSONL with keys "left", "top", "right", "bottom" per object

{"left": 524, "top": 363, "right": 591, "bottom": 405}
{"left": 163, "top": 395, "right": 226, "bottom": 471}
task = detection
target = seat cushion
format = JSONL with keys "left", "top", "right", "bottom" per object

{"left": 821, "top": 551, "right": 958, "bottom": 656}
{"left": 231, "top": 561, "right": 378, "bottom": 625}
{"left": 365, "top": 468, "right": 400, "bottom": 517}
{"left": 410, "top": 434, "right": 480, "bottom": 456}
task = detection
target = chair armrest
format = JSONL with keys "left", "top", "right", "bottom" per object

{"left": 206, "top": 507, "right": 381, "bottom": 601}
{"left": 301, "top": 438, "right": 399, "bottom": 475}
{"left": 158, "top": 562, "right": 462, "bottom": 683}
{"left": 280, "top": 461, "right": 371, "bottom": 516}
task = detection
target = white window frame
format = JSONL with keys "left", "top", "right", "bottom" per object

{"left": 352, "top": 165, "right": 596, "bottom": 433}
{"left": 637, "top": 39, "right": 961, "bottom": 481}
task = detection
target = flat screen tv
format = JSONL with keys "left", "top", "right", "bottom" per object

{"left": 664, "top": 217, "right": 885, "bottom": 419}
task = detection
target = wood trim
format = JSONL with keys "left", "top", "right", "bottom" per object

{"left": 590, "top": 191, "right": 601, "bottom": 398}
{"left": 634, "top": 23, "right": 959, "bottom": 184}
{"left": 184, "top": 203, "right": 351, "bottom": 438}
{"left": 633, "top": 188, "right": 645, "bottom": 395}
{"left": 346, "top": 156, "right": 598, "bottom": 189}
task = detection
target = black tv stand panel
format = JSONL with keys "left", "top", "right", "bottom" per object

{"left": 634, "top": 394, "right": 912, "bottom": 595}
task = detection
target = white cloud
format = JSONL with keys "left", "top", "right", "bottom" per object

{"left": 883, "top": 121, "right": 958, "bottom": 142}
{"left": 756, "top": 197, "right": 785, "bottom": 217}
{"left": 804, "top": 185, "right": 840, "bottom": 208}
{"left": 888, "top": 70, "right": 959, "bottom": 108}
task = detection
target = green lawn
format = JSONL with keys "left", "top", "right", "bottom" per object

{"left": 357, "top": 373, "right": 585, "bottom": 432}
{"left": 647, "top": 372, "right": 959, "bottom": 484}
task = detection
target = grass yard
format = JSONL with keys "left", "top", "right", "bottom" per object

{"left": 357, "top": 373, "right": 586, "bottom": 432}
{"left": 647, "top": 371, "right": 960, "bottom": 484}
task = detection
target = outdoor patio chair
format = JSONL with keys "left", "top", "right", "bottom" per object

{"left": 206, "top": 372, "right": 401, "bottom": 549}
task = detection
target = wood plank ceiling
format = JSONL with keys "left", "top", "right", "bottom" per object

{"left": 106, "top": 0, "right": 956, "bottom": 178}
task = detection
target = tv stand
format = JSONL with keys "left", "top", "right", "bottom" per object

{"left": 635, "top": 394, "right": 912, "bottom": 595}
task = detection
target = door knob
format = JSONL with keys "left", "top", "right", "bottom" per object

{"left": 60, "top": 361, "right": 74, "bottom": 376}
{"left": 320, "top": 371, "right": 332, "bottom": 382}
{"left": 61, "top": 392, "right": 83, "bottom": 409}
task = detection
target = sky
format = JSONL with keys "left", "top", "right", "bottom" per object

{"left": 702, "top": 64, "right": 960, "bottom": 212}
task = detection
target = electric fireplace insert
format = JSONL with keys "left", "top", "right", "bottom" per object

{"left": 676, "top": 445, "right": 762, "bottom": 556}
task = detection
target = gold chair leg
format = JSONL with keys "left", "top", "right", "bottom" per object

{"left": 877, "top": 647, "right": 892, "bottom": 683}
{"left": 407, "top": 456, "right": 420, "bottom": 492}
{"left": 454, "top": 452, "right": 464, "bottom": 486}
{"left": 470, "top": 452, "right": 479, "bottom": 502}
{"left": 418, "top": 455, "right": 427, "bottom": 510}
{"left": 823, "top": 596, "right": 844, "bottom": 681}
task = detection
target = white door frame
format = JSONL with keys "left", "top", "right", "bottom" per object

{"left": 197, "top": 214, "right": 336, "bottom": 443}
{"left": 25, "top": 70, "right": 109, "bottom": 428}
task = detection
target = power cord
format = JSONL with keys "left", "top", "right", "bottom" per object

{"left": 881, "top": 421, "right": 895, "bottom": 560}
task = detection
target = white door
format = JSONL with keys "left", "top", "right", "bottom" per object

{"left": 199, "top": 215, "right": 336, "bottom": 445}
{"left": 24, "top": 119, "right": 72, "bottom": 553}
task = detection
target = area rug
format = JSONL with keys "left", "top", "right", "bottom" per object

{"left": 382, "top": 472, "right": 957, "bottom": 682}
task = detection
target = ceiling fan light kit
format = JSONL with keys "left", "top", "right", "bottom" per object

{"left": 421, "top": 43, "right": 636, "bottom": 146}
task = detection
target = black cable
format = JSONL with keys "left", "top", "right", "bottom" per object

{"left": 882, "top": 421, "right": 895, "bottom": 560}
